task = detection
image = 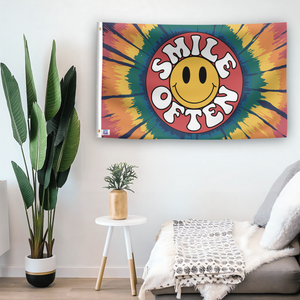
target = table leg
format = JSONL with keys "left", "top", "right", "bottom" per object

{"left": 95, "top": 226, "right": 114, "bottom": 291}
{"left": 128, "top": 228, "right": 137, "bottom": 284}
{"left": 124, "top": 226, "right": 137, "bottom": 296}
{"left": 132, "top": 252, "right": 137, "bottom": 284}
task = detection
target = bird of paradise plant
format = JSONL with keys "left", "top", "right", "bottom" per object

{"left": 0, "top": 36, "right": 80, "bottom": 258}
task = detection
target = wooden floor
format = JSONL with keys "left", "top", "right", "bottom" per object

{"left": 0, "top": 278, "right": 154, "bottom": 300}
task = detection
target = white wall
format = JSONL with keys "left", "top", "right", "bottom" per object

{"left": 0, "top": 0, "right": 299, "bottom": 278}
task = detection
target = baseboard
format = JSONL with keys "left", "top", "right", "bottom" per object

{"left": 0, "top": 266, "right": 144, "bottom": 278}
{"left": 57, "top": 267, "right": 145, "bottom": 278}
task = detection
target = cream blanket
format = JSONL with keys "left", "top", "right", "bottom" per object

{"left": 138, "top": 220, "right": 300, "bottom": 300}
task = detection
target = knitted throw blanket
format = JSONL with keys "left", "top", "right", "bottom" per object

{"left": 173, "top": 219, "right": 245, "bottom": 289}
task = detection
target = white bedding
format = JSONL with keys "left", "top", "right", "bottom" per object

{"left": 138, "top": 220, "right": 300, "bottom": 300}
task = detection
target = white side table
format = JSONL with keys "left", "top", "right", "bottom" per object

{"left": 95, "top": 215, "right": 147, "bottom": 295}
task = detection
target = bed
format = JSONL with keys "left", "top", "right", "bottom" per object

{"left": 139, "top": 160, "right": 300, "bottom": 300}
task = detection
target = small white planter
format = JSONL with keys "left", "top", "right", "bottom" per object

{"left": 25, "top": 254, "right": 56, "bottom": 287}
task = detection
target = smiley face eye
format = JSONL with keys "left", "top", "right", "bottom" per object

{"left": 183, "top": 66, "right": 190, "bottom": 84}
{"left": 199, "top": 67, "right": 207, "bottom": 84}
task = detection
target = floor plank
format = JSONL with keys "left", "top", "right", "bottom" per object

{"left": 0, "top": 278, "right": 154, "bottom": 300}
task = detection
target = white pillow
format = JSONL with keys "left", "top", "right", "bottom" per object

{"left": 260, "top": 171, "right": 300, "bottom": 250}
{"left": 253, "top": 159, "right": 300, "bottom": 227}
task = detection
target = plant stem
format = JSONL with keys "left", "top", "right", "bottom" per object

{"left": 52, "top": 207, "right": 56, "bottom": 233}
{"left": 19, "top": 144, "right": 34, "bottom": 250}
{"left": 31, "top": 167, "right": 36, "bottom": 225}
{"left": 24, "top": 206, "right": 33, "bottom": 241}
{"left": 48, "top": 207, "right": 51, "bottom": 255}
{"left": 20, "top": 145, "right": 30, "bottom": 180}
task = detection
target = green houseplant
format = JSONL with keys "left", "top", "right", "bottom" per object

{"left": 1, "top": 36, "right": 80, "bottom": 286}
{"left": 104, "top": 163, "right": 138, "bottom": 220}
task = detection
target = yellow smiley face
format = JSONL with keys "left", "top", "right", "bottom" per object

{"left": 170, "top": 57, "right": 219, "bottom": 109}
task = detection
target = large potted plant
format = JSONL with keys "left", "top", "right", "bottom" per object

{"left": 0, "top": 36, "right": 80, "bottom": 287}
{"left": 104, "top": 162, "right": 138, "bottom": 220}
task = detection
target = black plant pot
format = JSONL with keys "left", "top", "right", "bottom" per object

{"left": 25, "top": 254, "right": 56, "bottom": 288}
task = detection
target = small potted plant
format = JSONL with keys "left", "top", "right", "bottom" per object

{"left": 104, "top": 162, "right": 138, "bottom": 220}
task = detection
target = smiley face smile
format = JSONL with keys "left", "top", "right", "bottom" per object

{"left": 173, "top": 82, "right": 217, "bottom": 105}
{"left": 170, "top": 57, "right": 220, "bottom": 109}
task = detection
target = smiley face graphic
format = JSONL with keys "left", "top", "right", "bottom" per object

{"left": 170, "top": 57, "right": 220, "bottom": 109}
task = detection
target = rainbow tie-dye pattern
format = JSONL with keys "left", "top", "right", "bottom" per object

{"left": 99, "top": 22, "right": 287, "bottom": 140}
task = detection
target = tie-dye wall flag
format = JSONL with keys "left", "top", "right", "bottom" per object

{"left": 97, "top": 22, "right": 287, "bottom": 139}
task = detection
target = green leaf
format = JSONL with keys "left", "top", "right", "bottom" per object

{"left": 45, "top": 40, "right": 61, "bottom": 121}
{"left": 23, "top": 35, "right": 37, "bottom": 118}
{"left": 30, "top": 103, "right": 47, "bottom": 171}
{"left": 38, "top": 133, "right": 55, "bottom": 188}
{"left": 0, "top": 63, "right": 27, "bottom": 145}
{"left": 47, "top": 115, "right": 59, "bottom": 135}
{"left": 11, "top": 161, "right": 34, "bottom": 209}
{"left": 54, "top": 66, "right": 76, "bottom": 146}
{"left": 46, "top": 67, "right": 76, "bottom": 141}
{"left": 56, "top": 167, "right": 70, "bottom": 188}
{"left": 53, "top": 108, "right": 80, "bottom": 173}
{"left": 39, "top": 172, "right": 57, "bottom": 211}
